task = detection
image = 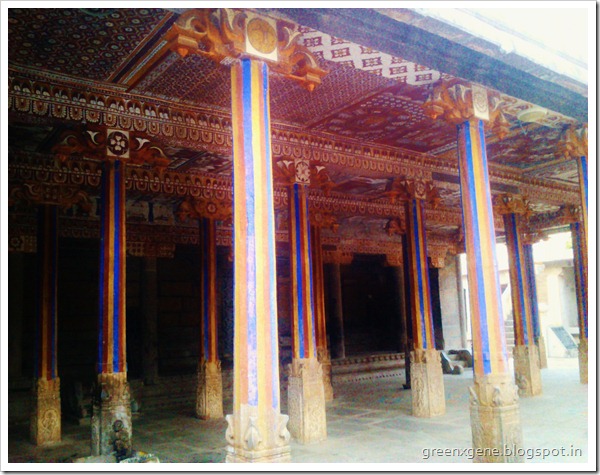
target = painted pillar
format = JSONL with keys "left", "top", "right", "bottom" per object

{"left": 571, "top": 221, "right": 588, "bottom": 384}
{"left": 457, "top": 118, "right": 522, "bottom": 462}
{"left": 196, "top": 217, "right": 223, "bottom": 419}
{"left": 91, "top": 159, "right": 132, "bottom": 458}
{"left": 502, "top": 211, "right": 542, "bottom": 397}
{"left": 328, "top": 262, "right": 346, "bottom": 360}
{"left": 287, "top": 183, "right": 327, "bottom": 443}
{"left": 30, "top": 204, "right": 61, "bottom": 446}
{"left": 141, "top": 257, "right": 159, "bottom": 385}
{"left": 575, "top": 153, "right": 588, "bottom": 384}
{"left": 560, "top": 126, "right": 587, "bottom": 384}
{"left": 405, "top": 198, "right": 446, "bottom": 417}
{"left": 311, "top": 225, "right": 334, "bottom": 402}
{"left": 523, "top": 242, "right": 547, "bottom": 369}
{"left": 225, "top": 58, "right": 290, "bottom": 462}
{"left": 393, "top": 265, "right": 408, "bottom": 360}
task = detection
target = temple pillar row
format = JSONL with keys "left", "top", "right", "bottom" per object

{"left": 499, "top": 208, "right": 542, "bottom": 397}
{"left": 91, "top": 159, "right": 132, "bottom": 459}
{"left": 287, "top": 183, "right": 327, "bottom": 443}
{"left": 457, "top": 118, "right": 522, "bottom": 462}
{"left": 30, "top": 205, "right": 61, "bottom": 446}
{"left": 405, "top": 198, "right": 445, "bottom": 418}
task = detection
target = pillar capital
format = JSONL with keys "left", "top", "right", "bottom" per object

{"left": 557, "top": 203, "right": 583, "bottom": 225}
{"left": 379, "top": 177, "right": 441, "bottom": 206}
{"left": 422, "top": 81, "right": 510, "bottom": 140}
{"left": 51, "top": 126, "right": 170, "bottom": 167}
{"left": 168, "top": 9, "right": 327, "bottom": 91}
{"left": 404, "top": 178, "right": 441, "bottom": 207}
{"left": 493, "top": 193, "right": 531, "bottom": 216}
{"left": 274, "top": 157, "right": 312, "bottom": 186}
{"left": 176, "top": 196, "right": 232, "bottom": 222}
{"left": 558, "top": 123, "right": 588, "bottom": 160}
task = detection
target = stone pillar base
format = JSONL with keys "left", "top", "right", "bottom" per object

{"left": 513, "top": 344, "right": 542, "bottom": 397}
{"left": 30, "top": 377, "right": 61, "bottom": 445}
{"left": 91, "top": 372, "right": 132, "bottom": 459}
{"left": 410, "top": 349, "right": 446, "bottom": 417}
{"left": 196, "top": 360, "right": 224, "bottom": 419}
{"left": 537, "top": 335, "right": 548, "bottom": 369}
{"left": 579, "top": 338, "right": 588, "bottom": 384}
{"left": 225, "top": 405, "right": 291, "bottom": 463}
{"left": 469, "top": 373, "right": 523, "bottom": 462}
{"left": 287, "top": 358, "right": 327, "bottom": 444}
{"left": 317, "top": 348, "right": 334, "bottom": 402}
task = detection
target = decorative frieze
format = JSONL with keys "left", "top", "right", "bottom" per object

{"left": 8, "top": 74, "right": 580, "bottom": 206}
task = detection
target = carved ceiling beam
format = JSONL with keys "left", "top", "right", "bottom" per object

{"left": 8, "top": 74, "right": 579, "bottom": 206}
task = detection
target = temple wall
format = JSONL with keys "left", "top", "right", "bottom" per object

{"left": 438, "top": 256, "right": 464, "bottom": 350}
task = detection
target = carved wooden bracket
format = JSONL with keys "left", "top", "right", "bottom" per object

{"left": 175, "top": 197, "right": 232, "bottom": 222}
{"left": 51, "top": 127, "right": 170, "bottom": 168}
{"left": 422, "top": 81, "right": 510, "bottom": 140}
{"left": 493, "top": 193, "right": 531, "bottom": 217}
{"left": 167, "top": 9, "right": 327, "bottom": 91}
{"left": 558, "top": 124, "right": 587, "bottom": 160}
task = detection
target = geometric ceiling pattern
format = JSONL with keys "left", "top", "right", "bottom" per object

{"left": 7, "top": 7, "right": 586, "bottom": 250}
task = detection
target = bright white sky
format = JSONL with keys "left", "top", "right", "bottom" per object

{"left": 414, "top": 5, "right": 591, "bottom": 85}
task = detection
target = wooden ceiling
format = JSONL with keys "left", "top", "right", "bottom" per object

{"left": 7, "top": 8, "right": 586, "bottom": 257}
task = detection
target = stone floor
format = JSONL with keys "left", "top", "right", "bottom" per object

{"left": 6, "top": 358, "right": 590, "bottom": 467}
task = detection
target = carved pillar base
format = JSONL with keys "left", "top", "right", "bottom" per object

{"left": 196, "top": 360, "right": 224, "bottom": 419}
{"left": 91, "top": 372, "right": 132, "bottom": 458}
{"left": 287, "top": 358, "right": 327, "bottom": 444}
{"left": 469, "top": 373, "right": 523, "bottom": 462}
{"left": 225, "top": 405, "right": 291, "bottom": 463}
{"left": 579, "top": 338, "right": 588, "bottom": 384}
{"left": 410, "top": 349, "right": 446, "bottom": 418}
{"left": 537, "top": 335, "right": 548, "bottom": 369}
{"left": 317, "top": 348, "right": 334, "bottom": 402}
{"left": 513, "top": 344, "right": 542, "bottom": 397}
{"left": 30, "top": 377, "right": 61, "bottom": 446}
